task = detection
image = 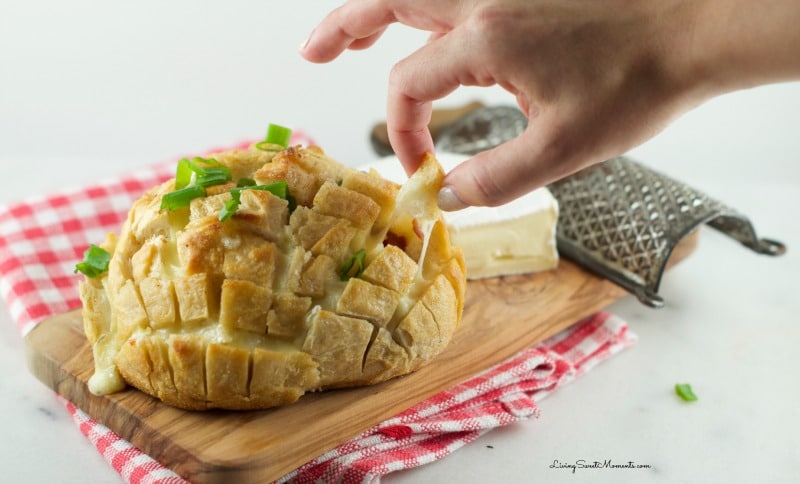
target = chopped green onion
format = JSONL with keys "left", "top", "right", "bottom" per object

{"left": 339, "top": 248, "right": 366, "bottom": 281}
{"left": 255, "top": 141, "right": 284, "bottom": 152}
{"left": 265, "top": 123, "right": 292, "bottom": 147}
{"left": 675, "top": 383, "right": 698, "bottom": 402}
{"left": 190, "top": 158, "right": 231, "bottom": 185}
{"left": 256, "top": 124, "right": 292, "bottom": 151}
{"left": 218, "top": 181, "right": 290, "bottom": 221}
{"left": 218, "top": 190, "right": 242, "bottom": 221}
{"left": 254, "top": 123, "right": 293, "bottom": 150}
{"left": 246, "top": 181, "right": 288, "bottom": 199}
{"left": 161, "top": 185, "right": 206, "bottom": 210}
{"left": 175, "top": 158, "right": 193, "bottom": 189}
{"left": 237, "top": 177, "right": 256, "bottom": 187}
{"left": 174, "top": 157, "right": 231, "bottom": 189}
{"left": 74, "top": 244, "right": 111, "bottom": 278}
{"left": 164, "top": 157, "right": 231, "bottom": 211}
{"left": 196, "top": 167, "right": 232, "bottom": 188}
{"left": 192, "top": 156, "right": 223, "bottom": 167}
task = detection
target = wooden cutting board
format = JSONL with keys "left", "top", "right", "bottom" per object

{"left": 24, "top": 233, "right": 697, "bottom": 483}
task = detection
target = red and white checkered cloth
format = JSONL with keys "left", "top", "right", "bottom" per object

{"left": 0, "top": 135, "right": 636, "bottom": 483}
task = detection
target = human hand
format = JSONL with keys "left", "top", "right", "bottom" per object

{"left": 300, "top": 0, "right": 800, "bottom": 209}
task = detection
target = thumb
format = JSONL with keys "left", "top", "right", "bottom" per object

{"left": 437, "top": 126, "right": 568, "bottom": 210}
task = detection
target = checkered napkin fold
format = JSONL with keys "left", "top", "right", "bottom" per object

{"left": 0, "top": 135, "right": 636, "bottom": 483}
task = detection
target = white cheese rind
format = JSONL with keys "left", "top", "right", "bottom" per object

{"left": 363, "top": 153, "right": 559, "bottom": 279}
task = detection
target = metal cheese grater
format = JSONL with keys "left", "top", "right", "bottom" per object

{"left": 371, "top": 105, "right": 786, "bottom": 307}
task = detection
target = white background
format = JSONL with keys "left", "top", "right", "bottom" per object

{"left": 1, "top": 1, "right": 799, "bottom": 483}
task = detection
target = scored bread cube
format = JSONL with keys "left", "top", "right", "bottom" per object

{"left": 127, "top": 188, "right": 173, "bottom": 241}
{"left": 441, "top": 255, "right": 467, "bottom": 320}
{"left": 173, "top": 273, "right": 216, "bottom": 325}
{"left": 301, "top": 309, "right": 374, "bottom": 387}
{"left": 176, "top": 219, "right": 225, "bottom": 275}
{"left": 285, "top": 247, "right": 307, "bottom": 290}
{"left": 138, "top": 277, "right": 176, "bottom": 328}
{"left": 341, "top": 169, "right": 398, "bottom": 235}
{"left": 420, "top": 220, "right": 456, "bottom": 280}
{"left": 234, "top": 189, "right": 289, "bottom": 240}
{"left": 252, "top": 153, "right": 289, "bottom": 181}
{"left": 287, "top": 249, "right": 336, "bottom": 297}
{"left": 309, "top": 218, "right": 358, "bottom": 263}
{"left": 361, "top": 245, "right": 418, "bottom": 294}
{"left": 336, "top": 278, "right": 400, "bottom": 327}
{"left": 250, "top": 349, "right": 320, "bottom": 406}
{"left": 289, "top": 206, "right": 340, "bottom": 250}
{"left": 313, "top": 182, "right": 380, "bottom": 229}
{"left": 222, "top": 237, "right": 276, "bottom": 287}
{"left": 393, "top": 301, "right": 441, "bottom": 370}
{"left": 420, "top": 273, "right": 460, "bottom": 339}
{"left": 189, "top": 192, "right": 229, "bottom": 222}
{"left": 290, "top": 207, "right": 358, "bottom": 263}
{"left": 362, "top": 327, "right": 410, "bottom": 383}
{"left": 213, "top": 148, "right": 276, "bottom": 181}
{"left": 206, "top": 343, "right": 250, "bottom": 402}
{"left": 291, "top": 145, "right": 345, "bottom": 183}
{"left": 142, "top": 336, "right": 178, "bottom": 399}
{"left": 115, "top": 337, "right": 155, "bottom": 394}
{"left": 130, "top": 236, "right": 170, "bottom": 284}
{"left": 114, "top": 279, "right": 148, "bottom": 345}
{"left": 266, "top": 293, "right": 312, "bottom": 338}
{"left": 391, "top": 273, "right": 459, "bottom": 370}
{"left": 219, "top": 279, "right": 272, "bottom": 334}
{"left": 106, "top": 248, "right": 133, "bottom": 295}
{"left": 168, "top": 334, "right": 207, "bottom": 401}
{"left": 255, "top": 151, "right": 323, "bottom": 208}
{"left": 79, "top": 279, "right": 111, "bottom": 344}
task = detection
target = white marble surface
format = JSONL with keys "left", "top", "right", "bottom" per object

{"left": 1, "top": 2, "right": 799, "bottom": 483}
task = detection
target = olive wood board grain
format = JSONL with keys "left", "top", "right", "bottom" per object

{"left": 25, "top": 233, "right": 697, "bottom": 483}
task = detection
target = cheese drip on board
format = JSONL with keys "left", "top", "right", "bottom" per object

{"left": 364, "top": 153, "right": 559, "bottom": 279}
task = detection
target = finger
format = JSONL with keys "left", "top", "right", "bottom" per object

{"left": 438, "top": 120, "right": 585, "bottom": 209}
{"left": 300, "top": 1, "right": 395, "bottom": 63}
{"left": 300, "top": 0, "right": 464, "bottom": 63}
{"left": 348, "top": 28, "right": 388, "bottom": 50}
{"left": 387, "top": 94, "right": 436, "bottom": 176}
{"left": 387, "top": 28, "right": 497, "bottom": 174}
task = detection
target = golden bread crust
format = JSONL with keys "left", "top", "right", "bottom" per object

{"left": 79, "top": 145, "right": 465, "bottom": 410}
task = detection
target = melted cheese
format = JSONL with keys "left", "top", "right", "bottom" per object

{"left": 88, "top": 334, "right": 126, "bottom": 395}
{"left": 390, "top": 154, "right": 443, "bottom": 281}
{"left": 364, "top": 153, "right": 559, "bottom": 279}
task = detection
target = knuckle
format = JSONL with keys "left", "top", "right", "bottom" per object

{"left": 461, "top": 6, "right": 520, "bottom": 81}
{"left": 387, "top": 59, "right": 411, "bottom": 91}
{"left": 467, "top": 4, "right": 523, "bottom": 48}
{"left": 468, "top": 4, "right": 509, "bottom": 37}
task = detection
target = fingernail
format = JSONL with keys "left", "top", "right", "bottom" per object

{"left": 438, "top": 186, "right": 468, "bottom": 211}
{"left": 298, "top": 29, "right": 314, "bottom": 52}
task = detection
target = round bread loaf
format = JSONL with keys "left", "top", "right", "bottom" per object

{"left": 78, "top": 144, "right": 466, "bottom": 410}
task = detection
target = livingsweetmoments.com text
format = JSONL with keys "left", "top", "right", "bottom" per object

{"left": 549, "top": 459, "right": 653, "bottom": 474}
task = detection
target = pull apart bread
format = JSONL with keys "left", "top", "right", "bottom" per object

{"left": 78, "top": 144, "right": 466, "bottom": 410}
